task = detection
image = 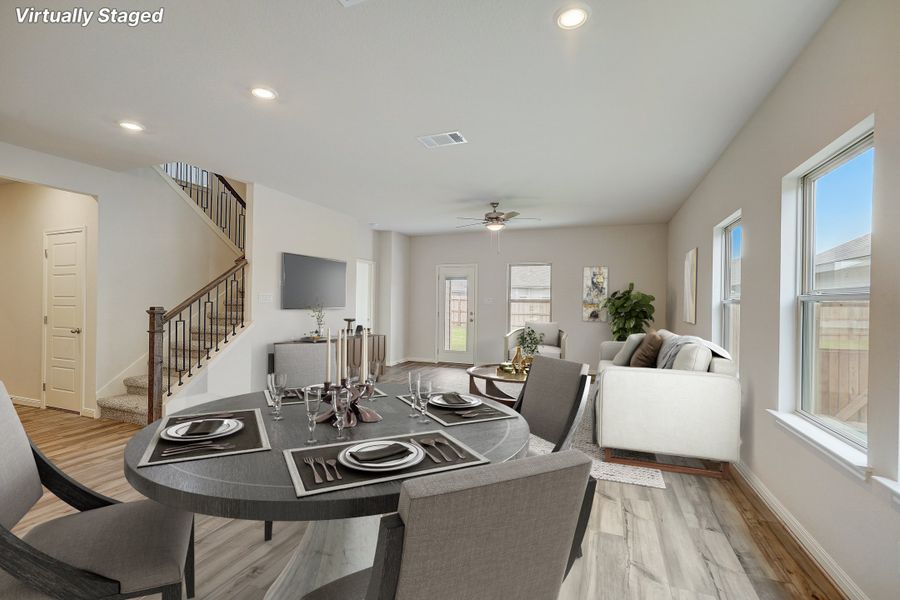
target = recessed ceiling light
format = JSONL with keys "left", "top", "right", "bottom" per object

{"left": 118, "top": 120, "right": 145, "bottom": 132}
{"left": 556, "top": 6, "right": 590, "bottom": 30}
{"left": 250, "top": 87, "right": 278, "bottom": 100}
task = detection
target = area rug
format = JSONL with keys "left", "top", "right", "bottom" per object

{"left": 530, "top": 394, "right": 667, "bottom": 489}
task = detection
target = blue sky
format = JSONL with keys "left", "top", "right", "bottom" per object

{"left": 815, "top": 147, "right": 874, "bottom": 252}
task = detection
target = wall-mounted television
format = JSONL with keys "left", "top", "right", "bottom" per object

{"left": 281, "top": 253, "right": 347, "bottom": 309}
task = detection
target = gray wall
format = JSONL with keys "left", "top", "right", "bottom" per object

{"left": 406, "top": 223, "right": 668, "bottom": 367}
{"left": 665, "top": 1, "right": 900, "bottom": 597}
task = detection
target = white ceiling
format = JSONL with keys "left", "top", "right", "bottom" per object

{"left": 0, "top": 0, "right": 838, "bottom": 234}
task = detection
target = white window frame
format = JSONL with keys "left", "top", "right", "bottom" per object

{"left": 722, "top": 216, "right": 742, "bottom": 361}
{"left": 507, "top": 263, "right": 552, "bottom": 332}
{"left": 798, "top": 132, "right": 873, "bottom": 451}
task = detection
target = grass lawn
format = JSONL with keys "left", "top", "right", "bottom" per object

{"left": 450, "top": 324, "right": 467, "bottom": 351}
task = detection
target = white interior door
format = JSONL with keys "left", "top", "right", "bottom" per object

{"left": 437, "top": 265, "right": 477, "bottom": 364}
{"left": 355, "top": 259, "right": 375, "bottom": 330}
{"left": 43, "top": 229, "right": 85, "bottom": 412}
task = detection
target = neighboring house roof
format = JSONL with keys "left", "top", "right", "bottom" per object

{"left": 815, "top": 233, "right": 871, "bottom": 266}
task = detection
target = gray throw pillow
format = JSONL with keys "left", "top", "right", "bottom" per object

{"left": 656, "top": 329, "right": 680, "bottom": 368}
{"left": 613, "top": 333, "right": 646, "bottom": 366}
{"left": 630, "top": 331, "right": 663, "bottom": 368}
{"left": 672, "top": 343, "right": 713, "bottom": 372}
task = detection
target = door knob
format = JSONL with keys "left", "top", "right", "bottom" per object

{"left": 70, "top": 328, "right": 82, "bottom": 334}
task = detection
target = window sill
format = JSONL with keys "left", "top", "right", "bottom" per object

{"left": 872, "top": 476, "right": 900, "bottom": 509}
{"left": 767, "top": 410, "right": 870, "bottom": 480}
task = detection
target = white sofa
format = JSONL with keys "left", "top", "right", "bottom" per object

{"left": 504, "top": 321, "right": 568, "bottom": 360}
{"left": 595, "top": 332, "right": 741, "bottom": 467}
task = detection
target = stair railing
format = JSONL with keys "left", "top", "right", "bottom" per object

{"left": 161, "top": 162, "right": 247, "bottom": 251}
{"left": 147, "top": 257, "right": 248, "bottom": 421}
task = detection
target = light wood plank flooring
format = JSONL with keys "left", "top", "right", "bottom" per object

{"left": 12, "top": 363, "right": 845, "bottom": 600}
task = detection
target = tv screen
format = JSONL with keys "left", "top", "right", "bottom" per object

{"left": 281, "top": 253, "right": 347, "bottom": 309}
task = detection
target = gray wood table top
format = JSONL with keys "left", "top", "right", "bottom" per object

{"left": 124, "top": 383, "right": 530, "bottom": 521}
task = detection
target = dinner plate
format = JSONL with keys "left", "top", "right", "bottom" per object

{"left": 428, "top": 394, "right": 483, "bottom": 409}
{"left": 161, "top": 418, "right": 244, "bottom": 442}
{"left": 338, "top": 440, "right": 424, "bottom": 472}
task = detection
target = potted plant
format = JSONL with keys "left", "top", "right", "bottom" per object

{"left": 309, "top": 304, "right": 326, "bottom": 337}
{"left": 516, "top": 326, "right": 544, "bottom": 366}
{"left": 602, "top": 283, "right": 655, "bottom": 341}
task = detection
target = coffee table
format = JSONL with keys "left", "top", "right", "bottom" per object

{"left": 466, "top": 363, "right": 528, "bottom": 407}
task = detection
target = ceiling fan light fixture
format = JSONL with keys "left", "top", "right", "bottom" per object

{"left": 486, "top": 222, "right": 506, "bottom": 232}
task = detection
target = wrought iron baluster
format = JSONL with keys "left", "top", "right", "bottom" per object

{"left": 167, "top": 319, "right": 173, "bottom": 396}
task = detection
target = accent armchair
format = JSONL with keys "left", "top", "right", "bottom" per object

{"left": 504, "top": 321, "right": 568, "bottom": 360}
{"left": 0, "top": 382, "right": 195, "bottom": 600}
{"left": 301, "top": 451, "right": 594, "bottom": 600}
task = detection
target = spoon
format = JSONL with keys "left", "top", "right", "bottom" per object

{"left": 420, "top": 438, "right": 452, "bottom": 461}
{"left": 325, "top": 458, "right": 343, "bottom": 480}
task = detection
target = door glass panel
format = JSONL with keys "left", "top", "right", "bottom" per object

{"left": 443, "top": 277, "right": 468, "bottom": 352}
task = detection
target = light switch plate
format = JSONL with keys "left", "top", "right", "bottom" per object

{"left": 258, "top": 293, "right": 274, "bottom": 304}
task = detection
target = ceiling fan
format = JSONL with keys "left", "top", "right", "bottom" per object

{"left": 456, "top": 202, "right": 540, "bottom": 231}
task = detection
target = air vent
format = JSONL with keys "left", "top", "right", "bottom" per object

{"left": 417, "top": 131, "right": 468, "bottom": 149}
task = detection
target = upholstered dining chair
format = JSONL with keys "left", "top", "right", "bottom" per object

{"left": 513, "top": 355, "right": 591, "bottom": 453}
{"left": 0, "top": 382, "right": 195, "bottom": 600}
{"left": 301, "top": 450, "right": 594, "bottom": 600}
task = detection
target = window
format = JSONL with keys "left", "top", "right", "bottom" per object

{"left": 799, "top": 134, "right": 873, "bottom": 449}
{"left": 722, "top": 218, "right": 742, "bottom": 364}
{"left": 508, "top": 264, "right": 552, "bottom": 330}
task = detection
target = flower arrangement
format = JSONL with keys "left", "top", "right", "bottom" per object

{"left": 309, "top": 304, "right": 326, "bottom": 335}
{"left": 517, "top": 326, "right": 544, "bottom": 358}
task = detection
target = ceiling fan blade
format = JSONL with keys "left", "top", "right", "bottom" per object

{"left": 508, "top": 217, "right": 541, "bottom": 221}
{"left": 502, "top": 211, "right": 520, "bottom": 219}
{"left": 455, "top": 222, "right": 484, "bottom": 228}
{"left": 456, "top": 217, "right": 484, "bottom": 221}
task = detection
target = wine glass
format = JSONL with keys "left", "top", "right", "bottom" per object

{"left": 408, "top": 371, "right": 420, "bottom": 418}
{"left": 304, "top": 387, "right": 322, "bottom": 445}
{"left": 272, "top": 373, "right": 287, "bottom": 421}
{"left": 416, "top": 379, "right": 432, "bottom": 424}
{"left": 334, "top": 389, "right": 350, "bottom": 441}
{"left": 267, "top": 373, "right": 277, "bottom": 414}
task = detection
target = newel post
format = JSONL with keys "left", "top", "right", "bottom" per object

{"left": 147, "top": 306, "right": 165, "bottom": 422}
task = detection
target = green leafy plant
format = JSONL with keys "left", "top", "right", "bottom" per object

{"left": 517, "top": 326, "right": 544, "bottom": 357}
{"left": 602, "top": 283, "right": 655, "bottom": 341}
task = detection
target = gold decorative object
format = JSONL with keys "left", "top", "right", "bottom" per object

{"left": 511, "top": 345, "right": 525, "bottom": 373}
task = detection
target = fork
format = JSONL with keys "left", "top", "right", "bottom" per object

{"left": 315, "top": 457, "right": 334, "bottom": 482}
{"left": 303, "top": 457, "right": 323, "bottom": 484}
{"left": 420, "top": 438, "right": 452, "bottom": 461}
{"left": 410, "top": 438, "right": 441, "bottom": 463}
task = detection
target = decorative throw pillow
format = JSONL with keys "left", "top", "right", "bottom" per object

{"left": 630, "top": 331, "right": 663, "bottom": 368}
{"left": 672, "top": 343, "right": 713, "bottom": 372}
{"left": 526, "top": 321, "right": 560, "bottom": 347}
{"left": 613, "top": 333, "right": 646, "bottom": 366}
{"left": 656, "top": 329, "right": 680, "bottom": 368}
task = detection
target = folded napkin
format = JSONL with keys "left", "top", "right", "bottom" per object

{"left": 350, "top": 443, "right": 411, "bottom": 464}
{"left": 439, "top": 392, "right": 470, "bottom": 405}
{"left": 183, "top": 419, "right": 226, "bottom": 436}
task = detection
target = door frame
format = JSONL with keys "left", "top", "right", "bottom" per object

{"left": 355, "top": 258, "right": 376, "bottom": 331}
{"left": 41, "top": 226, "right": 88, "bottom": 413}
{"left": 434, "top": 263, "right": 478, "bottom": 364}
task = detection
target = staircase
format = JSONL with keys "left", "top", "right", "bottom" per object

{"left": 98, "top": 162, "right": 248, "bottom": 425}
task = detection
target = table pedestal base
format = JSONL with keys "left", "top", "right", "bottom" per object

{"left": 264, "top": 515, "right": 381, "bottom": 599}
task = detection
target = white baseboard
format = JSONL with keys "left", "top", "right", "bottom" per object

{"left": 97, "top": 352, "right": 149, "bottom": 398}
{"left": 81, "top": 407, "right": 97, "bottom": 419}
{"left": 11, "top": 395, "right": 42, "bottom": 408}
{"left": 733, "top": 462, "right": 870, "bottom": 600}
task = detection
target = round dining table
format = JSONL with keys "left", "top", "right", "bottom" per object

{"left": 124, "top": 383, "right": 530, "bottom": 599}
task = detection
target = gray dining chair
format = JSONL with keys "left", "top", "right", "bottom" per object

{"left": 0, "top": 382, "right": 195, "bottom": 600}
{"left": 301, "top": 450, "right": 594, "bottom": 600}
{"left": 513, "top": 355, "right": 591, "bottom": 453}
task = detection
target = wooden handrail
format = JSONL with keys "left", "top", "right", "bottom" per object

{"left": 164, "top": 258, "right": 248, "bottom": 322}
{"left": 214, "top": 174, "right": 247, "bottom": 208}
